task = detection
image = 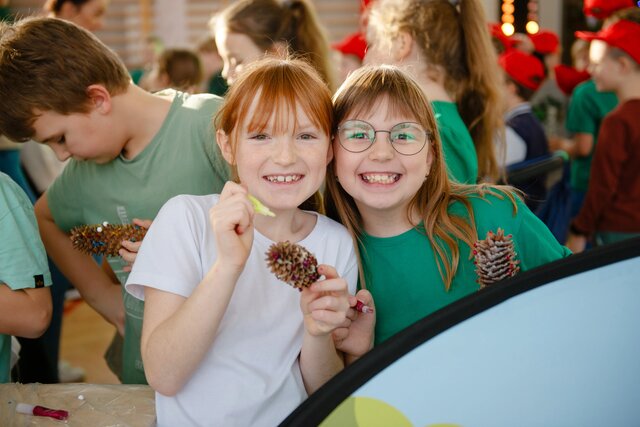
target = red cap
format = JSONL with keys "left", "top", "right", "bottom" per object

{"left": 360, "top": 0, "right": 372, "bottom": 13}
{"left": 488, "top": 23, "right": 516, "bottom": 51}
{"left": 530, "top": 30, "right": 560, "bottom": 55}
{"left": 332, "top": 32, "right": 367, "bottom": 61}
{"left": 554, "top": 64, "right": 591, "bottom": 95}
{"left": 583, "top": 0, "right": 636, "bottom": 19}
{"left": 499, "top": 50, "right": 545, "bottom": 91}
{"left": 576, "top": 19, "right": 640, "bottom": 65}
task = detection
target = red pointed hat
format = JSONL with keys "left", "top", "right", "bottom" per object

{"left": 576, "top": 19, "right": 640, "bottom": 65}
{"left": 499, "top": 50, "right": 545, "bottom": 91}
{"left": 583, "top": 0, "right": 636, "bottom": 19}
{"left": 332, "top": 32, "right": 367, "bottom": 61}
{"left": 554, "top": 65, "right": 591, "bottom": 96}
{"left": 530, "top": 30, "right": 560, "bottom": 55}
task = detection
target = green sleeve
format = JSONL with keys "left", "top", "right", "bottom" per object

{"left": 512, "top": 196, "right": 572, "bottom": 270}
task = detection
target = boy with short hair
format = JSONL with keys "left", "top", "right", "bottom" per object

{"left": 0, "top": 172, "right": 52, "bottom": 382}
{"left": 567, "top": 18, "right": 640, "bottom": 251}
{"left": 0, "top": 17, "right": 229, "bottom": 383}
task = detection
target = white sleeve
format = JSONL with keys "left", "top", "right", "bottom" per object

{"left": 504, "top": 126, "right": 528, "bottom": 166}
{"left": 125, "top": 196, "right": 209, "bottom": 300}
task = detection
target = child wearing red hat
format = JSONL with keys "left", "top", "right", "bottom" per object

{"left": 498, "top": 50, "right": 550, "bottom": 210}
{"left": 567, "top": 18, "right": 640, "bottom": 251}
{"left": 332, "top": 32, "right": 367, "bottom": 84}
{"left": 583, "top": 0, "right": 637, "bottom": 20}
{"left": 528, "top": 29, "right": 569, "bottom": 139}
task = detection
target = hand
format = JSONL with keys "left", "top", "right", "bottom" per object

{"left": 566, "top": 232, "right": 588, "bottom": 254}
{"left": 210, "top": 181, "right": 255, "bottom": 269}
{"left": 548, "top": 136, "right": 565, "bottom": 152}
{"left": 119, "top": 218, "right": 153, "bottom": 272}
{"left": 301, "top": 265, "right": 349, "bottom": 337}
{"left": 333, "top": 289, "right": 375, "bottom": 360}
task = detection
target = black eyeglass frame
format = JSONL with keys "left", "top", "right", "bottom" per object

{"left": 336, "top": 119, "right": 432, "bottom": 156}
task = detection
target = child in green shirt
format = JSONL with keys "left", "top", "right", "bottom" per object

{"left": 326, "top": 65, "right": 571, "bottom": 354}
{"left": 0, "top": 17, "right": 229, "bottom": 383}
{"left": 0, "top": 172, "right": 52, "bottom": 382}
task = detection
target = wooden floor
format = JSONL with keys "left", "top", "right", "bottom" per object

{"left": 60, "top": 299, "right": 119, "bottom": 384}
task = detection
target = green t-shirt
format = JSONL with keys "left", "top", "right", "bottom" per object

{"left": 360, "top": 190, "right": 571, "bottom": 345}
{"left": 47, "top": 90, "right": 229, "bottom": 384}
{"left": 431, "top": 101, "right": 478, "bottom": 184}
{"left": 0, "top": 173, "right": 52, "bottom": 382}
{"left": 565, "top": 80, "right": 618, "bottom": 191}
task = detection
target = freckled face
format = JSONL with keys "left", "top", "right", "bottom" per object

{"left": 226, "top": 98, "right": 332, "bottom": 213}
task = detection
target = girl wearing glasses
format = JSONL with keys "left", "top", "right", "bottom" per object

{"left": 364, "top": 0, "right": 505, "bottom": 184}
{"left": 326, "top": 66, "right": 570, "bottom": 353}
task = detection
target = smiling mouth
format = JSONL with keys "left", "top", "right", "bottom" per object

{"left": 360, "top": 173, "right": 400, "bottom": 184}
{"left": 264, "top": 174, "right": 303, "bottom": 183}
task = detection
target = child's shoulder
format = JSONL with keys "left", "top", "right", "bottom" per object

{"left": 0, "top": 172, "right": 31, "bottom": 211}
{"left": 312, "top": 213, "right": 353, "bottom": 242}
{"left": 163, "top": 89, "right": 223, "bottom": 113}
{"left": 159, "top": 193, "right": 220, "bottom": 219}
{"left": 450, "top": 186, "right": 522, "bottom": 222}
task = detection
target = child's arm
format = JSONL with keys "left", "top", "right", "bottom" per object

{"left": 0, "top": 285, "right": 51, "bottom": 338}
{"left": 139, "top": 182, "right": 254, "bottom": 396}
{"left": 299, "top": 264, "right": 350, "bottom": 394}
{"left": 34, "top": 194, "right": 125, "bottom": 334}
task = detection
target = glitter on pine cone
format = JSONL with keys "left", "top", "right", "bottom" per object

{"left": 265, "top": 241, "right": 320, "bottom": 290}
{"left": 69, "top": 223, "right": 148, "bottom": 257}
{"left": 473, "top": 228, "right": 520, "bottom": 288}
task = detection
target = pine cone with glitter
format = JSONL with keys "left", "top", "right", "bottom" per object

{"left": 265, "top": 241, "right": 320, "bottom": 290}
{"left": 473, "top": 228, "right": 520, "bottom": 288}
{"left": 69, "top": 223, "right": 148, "bottom": 257}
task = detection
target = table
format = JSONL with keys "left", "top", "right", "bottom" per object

{"left": 0, "top": 383, "right": 155, "bottom": 426}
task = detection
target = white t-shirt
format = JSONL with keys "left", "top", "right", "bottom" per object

{"left": 126, "top": 194, "right": 358, "bottom": 427}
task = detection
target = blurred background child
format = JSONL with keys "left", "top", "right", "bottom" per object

{"left": 213, "top": 0, "right": 335, "bottom": 91}
{"left": 141, "top": 48, "right": 203, "bottom": 94}
{"left": 568, "top": 17, "right": 640, "bottom": 251}
{"left": 498, "top": 49, "right": 550, "bottom": 210}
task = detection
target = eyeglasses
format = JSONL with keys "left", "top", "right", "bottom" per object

{"left": 337, "top": 120, "right": 431, "bottom": 156}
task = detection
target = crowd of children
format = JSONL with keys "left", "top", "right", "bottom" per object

{"left": 0, "top": 0, "right": 639, "bottom": 425}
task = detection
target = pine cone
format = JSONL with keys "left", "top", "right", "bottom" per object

{"left": 265, "top": 241, "right": 320, "bottom": 289}
{"left": 69, "top": 223, "right": 147, "bottom": 257}
{"left": 473, "top": 228, "right": 520, "bottom": 288}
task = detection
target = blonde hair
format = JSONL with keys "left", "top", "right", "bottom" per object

{"left": 214, "top": 57, "right": 333, "bottom": 212}
{"left": 214, "top": 0, "right": 335, "bottom": 91}
{"left": 325, "top": 65, "right": 518, "bottom": 290}
{"left": 0, "top": 17, "right": 130, "bottom": 142}
{"left": 368, "top": 0, "right": 504, "bottom": 182}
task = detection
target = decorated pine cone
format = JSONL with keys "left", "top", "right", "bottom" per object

{"left": 69, "top": 223, "right": 147, "bottom": 257}
{"left": 265, "top": 241, "right": 320, "bottom": 290}
{"left": 473, "top": 228, "right": 520, "bottom": 288}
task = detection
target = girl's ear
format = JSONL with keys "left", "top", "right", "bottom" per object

{"left": 86, "top": 84, "right": 112, "bottom": 114}
{"left": 393, "top": 30, "right": 414, "bottom": 62}
{"left": 216, "top": 129, "right": 235, "bottom": 164}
